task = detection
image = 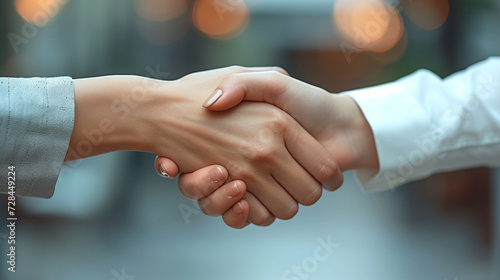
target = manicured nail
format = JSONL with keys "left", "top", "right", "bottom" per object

{"left": 232, "top": 202, "right": 243, "bottom": 215}
{"left": 203, "top": 89, "right": 223, "bottom": 108}
{"left": 159, "top": 164, "right": 171, "bottom": 178}
{"left": 209, "top": 166, "right": 225, "bottom": 184}
{"left": 225, "top": 182, "right": 241, "bottom": 198}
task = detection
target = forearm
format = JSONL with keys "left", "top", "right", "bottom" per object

{"left": 66, "top": 75, "right": 163, "bottom": 161}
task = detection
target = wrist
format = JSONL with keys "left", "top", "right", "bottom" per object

{"left": 67, "top": 76, "right": 164, "bottom": 160}
{"left": 339, "top": 95, "right": 379, "bottom": 171}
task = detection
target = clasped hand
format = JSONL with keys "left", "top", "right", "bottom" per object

{"left": 153, "top": 66, "right": 378, "bottom": 228}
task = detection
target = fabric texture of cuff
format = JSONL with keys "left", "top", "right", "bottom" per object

{"left": 342, "top": 70, "right": 441, "bottom": 192}
{"left": 0, "top": 77, "right": 74, "bottom": 198}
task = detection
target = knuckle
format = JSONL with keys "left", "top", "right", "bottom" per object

{"left": 198, "top": 199, "right": 218, "bottom": 217}
{"left": 178, "top": 182, "right": 197, "bottom": 199}
{"left": 301, "top": 185, "right": 323, "bottom": 206}
{"left": 223, "top": 216, "right": 246, "bottom": 229}
{"left": 226, "top": 72, "right": 242, "bottom": 84}
{"left": 232, "top": 223, "right": 249, "bottom": 230}
{"left": 268, "top": 70, "right": 288, "bottom": 86}
{"left": 268, "top": 70, "right": 284, "bottom": 80}
{"left": 324, "top": 174, "right": 344, "bottom": 192}
{"left": 228, "top": 65, "right": 244, "bottom": 72}
{"left": 198, "top": 200, "right": 211, "bottom": 216}
{"left": 241, "top": 134, "right": 279, "bottom": 163}
{"left": 271, "top": 66, "right": 287, "bottom": 74}
{"left": 247, "top": 144, "right": 278, "bottom": 163}
{"left": 264, "top": 71, "right": 287, "bottom": 97}
{"left": 225, "top": 161, "right": 246, "bottom": 182}
{"left": 279, "top": 202, "right": 299, "bottom": 220}
{"left": 317, "top": 156, "right": 339, "bottom": 183}
{"left": 204, "top": 182, "right": 219, "bottom": 197}
{"left": 251, "top": 211, "right": 275, "bottom": 226}
{"left": 238, "top": 113, "right": 291, "bottom": 163}
{"left": 178, "top": 176, "right": 215, "bottom": 200}
{"left": 268, "top": 112, "right": 289, "bottom": 134}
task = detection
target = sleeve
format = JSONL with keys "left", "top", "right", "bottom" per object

{"left": 0, "top": 77, "right": 75, "bottom": 198}
{"left": 342, "top": 57, "right": 500, "bottom": 192}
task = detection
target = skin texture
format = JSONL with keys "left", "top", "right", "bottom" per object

{"left": 67, "top": 67, "right": 341, "bottom": 226}
{"left": 155, "top": 70, "right": 379, "bottom": 228}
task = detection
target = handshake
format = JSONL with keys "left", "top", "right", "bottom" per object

{"left": 70, "top": 66, "right": 380, "bottom": 229}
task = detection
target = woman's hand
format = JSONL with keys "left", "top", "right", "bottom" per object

{"left": 202, "top": 70, "right": 379, "bottom": 172}
{"left": 154, "top": 71, "right": 340, "bottom": 223}
{"left": 69, "top": 66, "right": 341, "bottom": 226}
{"left": 155, "top": 70, "right": 378, "bottom": 228}
{"left": 155, "top": 162, "right": 252, "bottom": 229}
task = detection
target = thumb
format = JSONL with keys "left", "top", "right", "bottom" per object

{"left": 202, "top": 71, "right": 291, "bottom": 111}
{"left": 154, "top": 156, "right": 180, "bottom": 178}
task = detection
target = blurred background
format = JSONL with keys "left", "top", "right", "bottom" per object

{"left": 1, "top": 0, "right": 500, "bottom": 279}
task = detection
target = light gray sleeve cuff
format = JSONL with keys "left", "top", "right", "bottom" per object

{"left": 0, "top": 77, "right": 74, "bottom": 198}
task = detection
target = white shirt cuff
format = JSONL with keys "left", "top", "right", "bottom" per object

{"left": 342, "top": 70, "right": 441, "bottom": 192}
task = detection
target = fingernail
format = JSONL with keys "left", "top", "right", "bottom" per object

{"left": 203, "top": 89, "right": 223, "bottom": 108}
{"left": 232, "top": 202, "right": 243, "bottom": 215}
{"left": 209, "top": 166, "right": 225, "bottom": 184}
{"left": 159, "top": 164, "right": 171, "bottom": 178}
{"left": 224, "top": 182, "right": 241, "bottom": 198}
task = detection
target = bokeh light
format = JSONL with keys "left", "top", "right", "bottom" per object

{"left": 192, "top": 0, "right": 249, "bottom": 40}
{"left": 15, "top": 0, "right": 65, "bottom": 26}
{"left": 134, "top": 0, "right": 188, "bottom": 22}
{"left": 333, "top": 0, "right": 404, "bottom": 53}
{"left": 134, "top": 0, "right": 189, "bottom": 45}
{"left": 368, "top": 30, "right": 408, "bottom": 64}
{"left": 402, "top": 0, "right": 449, "bottom": 30}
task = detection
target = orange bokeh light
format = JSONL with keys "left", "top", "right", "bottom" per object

{"left": 135, "top": 0, "right": 188, "bottom": 22}
{"left": 368, "top": 30, "right": 408, "bottom": 64}
{"left": 192, "top": 0, "right": 249, "bottom": 40}
{"left": 15, "top": 0, "right": 64, "bottom": 26}
{"left": 333, "top": 0, "right": 404, "bottom": 53}
{"left": 402, "top": 0, "right": 449, "bottom": 30}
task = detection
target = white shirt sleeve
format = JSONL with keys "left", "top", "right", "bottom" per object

{"left": 0, "top": 77, "right": 75, "bottom": 198}
{"left": 343, "top": 57, "right": 500, "bottom": 192}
